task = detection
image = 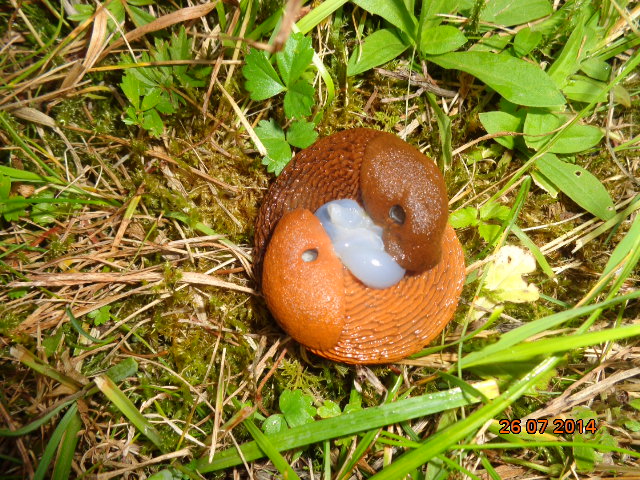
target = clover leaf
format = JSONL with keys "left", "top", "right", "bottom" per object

{"left": 242, "top": 32, "right": 315, "bottom": 120}
{"left": 255, "top": 119, "right": 318, "bottom": 175}
{"left": 279, "top": 389, "right": 316, "bottom": 428}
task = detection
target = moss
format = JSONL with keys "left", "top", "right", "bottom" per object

{"left": 0, "top": 309, "right": 25, "bottom": 337}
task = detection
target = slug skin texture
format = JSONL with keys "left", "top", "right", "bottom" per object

{"left": 254, "top": 128, "right": 465, "bottom": 364}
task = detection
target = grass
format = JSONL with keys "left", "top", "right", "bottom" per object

{"left": 1, "top": 0, "right": 639, "bottom": 478}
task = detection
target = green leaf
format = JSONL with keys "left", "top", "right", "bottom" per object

{"left": 465, "top": 323, "right": 640, "bottom": 368}
{"left": 478, "top": 110, "right": 524, "bottom": 149}
{"left": 243, "top": 415, "right": 301, "bottom": 480}
{"left": 141, "top": 88, "right": 163, "bottom": 111}
{"left": 353, "top": 0, "right": 417, "bottom": 38}
{"left": 563, "top": 75, "right": 607, "bottom": 104}
{"left": 123, "top": 106, "right": 140, "bottom": 126}
{"left": 255, "top": 120, "right": 292, "bottom": 175}
{"left": 31, "top": 192, "right": 57, "bottom": 225}
{"left": 460, "top": 291, "right": 640, "bottom": 370}
{"left": 283, "top": 79, "right": 315, "bottom": 119}
{"left": 513, "top": 27, "right": 542, "bottom": 57}
{"left": 142, "top": 108, "right": 164, "bottom": 137}
{"left": 242, "top": 49, "right": 285, "bottom": 101}
{"left": 535, "top": 154, "right": 615, "bottom": 221}
{"left": 347, "top": 28, "right": 409, "bottom": 76}
{"left": 420, "top": 0, "right": 460, "bottom": 29}
{"left": 471, "top": 34, "right": 512, "bottom": 52}
{"left": 427, "top": 51, "right": 566, "bottom": 107}
{"left": 546, "top": 12, "right": 587, "bottom": 88}
{"left": 317, "top": 400, "right": 341, "bottom": 419}
{"left": 573, "top": 408, "right": 599, "bottom": 472}
{"left": 279, "top": 390, "right": 316, "bottom": 428}
{"left": 106, "top": 1, "right": 126, "bottom": 27}
{"left": 42, "top": 328, "right": 63, "bottom": 356}
{"left": 68, "top": 4, "right": 95, "bottom": 22}
{"left": 449, "top": 207, "right": 478, "bottom": 228}
{"left": 524, "top": 112, "right": 603, "bottom": 154}
{"left": 612, "top": 85, "right": 632, "bottom": 108}
{"left": 67, "top": 308, "right": 116, "bottom": 345}
{"left": 170, "top": 27, "right": 190, "bottom": 62}
{"left": 153, "top": 92, "right": 175, "bottom": 114}
{"left": 120, "top": 73, "right": 141, "bottom": 109}
{"left": 147, "top": 470, "right": 177, "bottom": 480}
{"left": 420, "top": 25, "right": 467, "bottom": 55}
{"left": 478, "top": 223, "right": 502, "bottom": 244}
{"left": 480, "top": 202, "right": 510, "bottom": 221}
{"left": 276, "top": 33, "right": 314, "bottom": 85}
{"left": 343, "top": 389, "right": 362, "bottom": 414}
{"left": 129, "top": 4, "right": 156, "bottom": 27}
{"left": 261, "top": 152, "right": 291, "bottom": 176}
{"left": 88, "top": 305, "right": 112, "bottom": 326}
{"left": 624, "top": 420, "right": 640, "bottom": 432}
{"left": 128, "top": 0, "right": 155, "bottom": 6}
{"left": 480, "top": 0, "right": 552, "bottom": 26}
{"left": 8, "top": 288, "right": 27, "bottom": 300}
{"left": 286, "top": 120, "right": 318, "bottom": 148}
{"left": 1, "top": 194, "right": 27, "bottom": 221}
{"left": 105, "top": 357, "right": 139, "bottom": 383}
{"left": 581, "top": 56, "right": 611, "bottom": 82}
{"left": 263, "top": 414, "right": 288, "bottom": 435}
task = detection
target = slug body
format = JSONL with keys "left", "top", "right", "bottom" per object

{"left": 254, "top": 128, "right": 465, "bottom": 364}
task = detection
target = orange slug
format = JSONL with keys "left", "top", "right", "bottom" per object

{"left": 253, "top": 128, "right": 465, "bottom": 364}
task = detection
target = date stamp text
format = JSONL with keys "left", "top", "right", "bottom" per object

{"left": 498, "top": 418, "right": 599, "bottom": 435}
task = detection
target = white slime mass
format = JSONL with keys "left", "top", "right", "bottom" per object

{"left": 314, "top": 199, "right": 405, "bottom": 289}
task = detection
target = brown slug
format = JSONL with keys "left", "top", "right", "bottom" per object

{"left": 253, "top": 128, "right": 465, "bottom": 364}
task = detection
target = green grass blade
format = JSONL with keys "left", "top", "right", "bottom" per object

{"left": 495, "top": 175, "right": 531, "bottom": 245}
{"left": 511, "top": 225, "right": 555, "bottom": 279}
{"left": 0, "top": 113, "right": 60, "bottom": 179}
{"left": 464, "top": 323, "right": 640, "bottom": 368}
{"left": 51, "top": 408, "right": 82, "bottom": 480}
{"left": 94, "top": 374, "right": 166, "bottom": 453}
{"left": 243, "top": 417, "right": 301, "bottom": 480}
{"left": 10, "top": 346, "right": 83, "bottom": 391}
{"left": 459, "top": 289, "right": 640, "bottom": 369}
{"left": 456, "top": 440, "right": 640, "bottom": 459}
{"left": 296, "top": 0, "right": 349, "bottom": 34}
{"left": 190, "top": 379, "right": 499, "bottom": 473}
{"left": 33, "top": 404, "right": 78, "bottom": 480}
{"left": 0, "top": 398, "right": 77, "bottom": 437}
{"left": 426, "top": 92, "right": 452, "bottom": 170}
{"left": 4, "top": 195, "right": 116, "bottom": 208}
{"left": 1, "top": 358, "right": 138, "bottom": 438}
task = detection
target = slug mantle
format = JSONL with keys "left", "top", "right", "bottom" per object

{"left": 253, "top": 128, "right": 465, "bottom": 364}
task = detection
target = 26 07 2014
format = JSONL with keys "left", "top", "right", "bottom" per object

{"left": 498, "top": 418, "right": 599, "bottom": 435}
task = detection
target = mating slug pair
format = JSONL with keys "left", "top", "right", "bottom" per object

{"left": 253, "top": 128, "right": 465, "bottom": 364}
